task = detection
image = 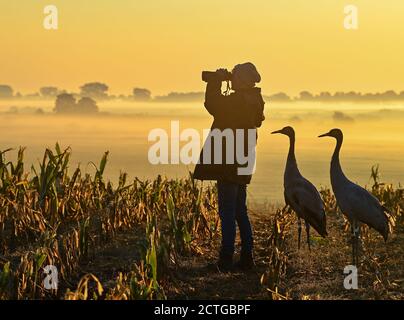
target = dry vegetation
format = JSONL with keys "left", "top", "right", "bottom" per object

{"left": 0, "top": 146, "right": 403, "bottom": 300}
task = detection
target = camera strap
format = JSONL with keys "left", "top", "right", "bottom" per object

{"left": 223, "top": 80, "right": 231, "bottom": 96}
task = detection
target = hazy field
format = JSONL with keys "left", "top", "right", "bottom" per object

{"left": 1, "top": 100, "right": 404, "bottom": 300}
{"left": 1, "top": 99, "right": 404, "bottom": 204}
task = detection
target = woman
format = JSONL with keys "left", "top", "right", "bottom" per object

{"left": 193, "top": 62, "right": 265, "bottom": 272}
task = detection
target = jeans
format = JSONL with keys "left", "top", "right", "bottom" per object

{"left": 217, "top": 180, "right": 253, "bottom": 256}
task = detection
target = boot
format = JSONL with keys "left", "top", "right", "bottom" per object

{"left": 217, "top": 251, "right": 234, "bottom": 272}
{"left": 235, "top": 251, "right": 255, "bottom": 271}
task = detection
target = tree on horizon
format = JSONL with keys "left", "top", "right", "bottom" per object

{"left": 80, "top": 82, "right": 109, "bottom": 100}
{"left": 0, "top": 85, "right": 13, "bottom": 98}
{"left": 54, "top": 93, "right": 99, "bottom": 114}
{"left": 133, "top": 88, "right": 152, "bottom": 101}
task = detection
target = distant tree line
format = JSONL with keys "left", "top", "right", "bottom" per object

{"left": 3, "top": 82, "right": 404, "bottom": 103}
{"left": 0, "top": 83, "right": 153, "bottom": 102}
{"left": 286, "top": 90, "right": 404, "bottom": 103}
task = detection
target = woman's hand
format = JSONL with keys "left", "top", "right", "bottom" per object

{"left": 216, "top": 68, "right": 231, "bottom": 81}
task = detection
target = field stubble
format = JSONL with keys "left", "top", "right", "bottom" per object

{"left": 0, "top": 146, "right": 403, "bottom": 300}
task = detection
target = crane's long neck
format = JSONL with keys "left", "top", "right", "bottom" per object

{"left": 285, "top": 134, "right": 300, "bottom": 178}
{"left": 331, "top": 136, "right": 348, "bottom": 185}
{"left": 287, "top": 135, "right": 296, "bottom": 163}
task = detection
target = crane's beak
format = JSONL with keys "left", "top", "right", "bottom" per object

{"left": 271, "top": 129, "right": 283, "bottom": 135}
{"left": 318, "top": 132, "right": 330, "bottom": 138}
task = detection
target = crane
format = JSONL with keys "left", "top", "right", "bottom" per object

{"left": 319, "top": 128, "right": 389, "bottom": 265}
{"left": 272, "top": 126, "right": 327, "bottom": 250}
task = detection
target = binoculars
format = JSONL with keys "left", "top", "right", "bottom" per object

{"left": 202, "top": 70, "right": 232, "bottom": 82}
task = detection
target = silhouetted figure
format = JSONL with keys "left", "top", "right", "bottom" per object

{"left": 319, "top": 129, "right": 390, "bottom": 265}
{"left": 193, "top": 62, "right": 265, "bottom": 272}
{"left": 271, "top": 126, "right": 327, "bottom": 250}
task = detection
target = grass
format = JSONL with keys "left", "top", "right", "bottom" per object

{"left": 0, "top": 145, "right": 403, "bottom": 300}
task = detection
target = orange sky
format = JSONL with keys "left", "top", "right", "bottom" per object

{"left": 1, "top": 0, "right": 404, "bottom": 96}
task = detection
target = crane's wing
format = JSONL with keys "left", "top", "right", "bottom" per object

{"left": 285, "top": 177, "right": 327, "bottom": 237}
{"left": 345, "top": 184, "right": 389, "bottom": 239}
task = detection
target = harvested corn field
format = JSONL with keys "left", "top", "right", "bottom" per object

{"left": 0, "top": 147, "right": 403, "bottom": 300}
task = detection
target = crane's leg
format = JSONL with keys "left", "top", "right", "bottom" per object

{"left": 354, "top": 223, "right": 360, "bottom": 266}
{"left": 305, "top": 222, "right": 311, "bottom": 251}
{"left": 298, "top": 218, "right": 302, "bottom": 250}
{"left": 351, "top": 220, "right": 360, "bottom": 266}
{"left": 351, "top": 222, "right": 355, "bottom": 265}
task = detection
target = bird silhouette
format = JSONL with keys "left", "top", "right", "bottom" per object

{"left": 272, "top": 126, "right": 327, "bottom": 250}
{"left": 319, "top": 128, "right": 389, "bottom": 265}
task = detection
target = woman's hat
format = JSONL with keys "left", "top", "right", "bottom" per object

{"left": 232, "top": 62, "right": 261, "bottom": 88}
